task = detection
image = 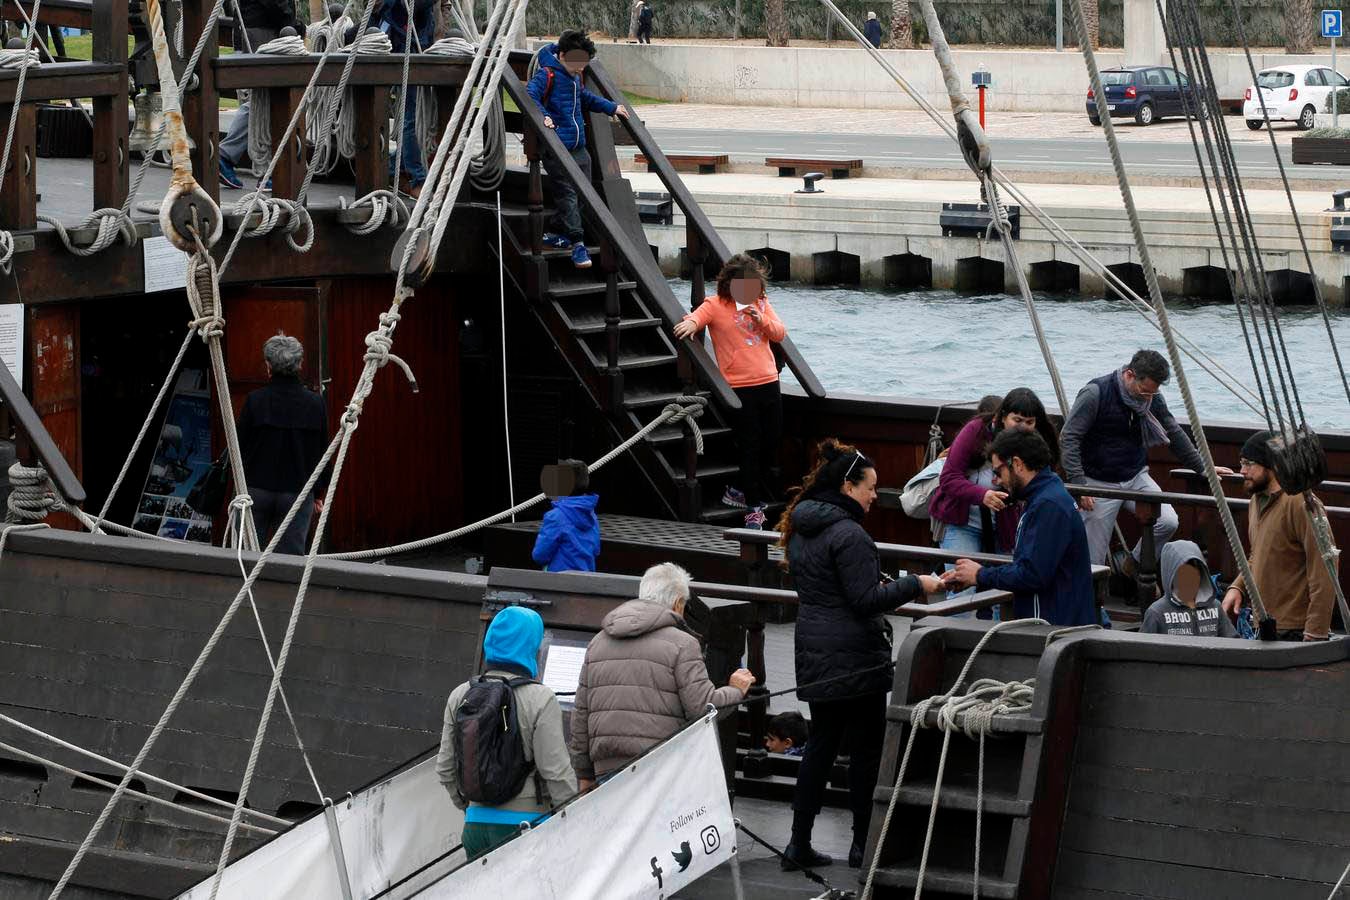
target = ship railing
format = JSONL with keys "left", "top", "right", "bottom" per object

{"left": 689, "top": 570, "right": 1014, "bottom": 783}
{"left": 0, "top": 0, "right": 129, "bottom": 236}
{"left": 581, "top": 58, "right": 827, "bottom": 402}
{"left": 1169, "top": 467, "right": 1350, "bottom": 496}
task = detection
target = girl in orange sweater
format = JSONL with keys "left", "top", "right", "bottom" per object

{"left": 673, "top": 254, "right": 788, "bottom": 528}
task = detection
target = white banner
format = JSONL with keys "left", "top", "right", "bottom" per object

{"left": 177, "top": 753, "right": 466, "bottom": 900}
{"left": 416, "top": 713, "right": 735, "bottom": 899}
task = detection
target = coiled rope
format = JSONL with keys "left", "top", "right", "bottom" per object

{"left": 334, "top": 30, "right": 393, "bottom": 161}
{"left": 860, "top": 618, "right": 1053, "bottom": 900}
{"left": 323, "top": 395, "right": 708, "bottom": 561}
{"left": 0, "top": 26, "right": 44, "bottom": 273}
{"left": 36, "top": 207, "right": 138, "bottom": 257}
{"left": 245, "top": 34, "right": 308, "bottom": 168}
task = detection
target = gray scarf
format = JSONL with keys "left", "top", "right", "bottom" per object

{"left": 1116, "top": 367, "right": 1169, "bottom": 448}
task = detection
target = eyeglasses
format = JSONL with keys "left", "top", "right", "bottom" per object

{"left": 844, "top": 451, "right": 865, "bottom": 481}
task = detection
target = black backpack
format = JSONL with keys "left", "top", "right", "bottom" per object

{"left": 453, "top": 674, "right": 537, "bottom": 805}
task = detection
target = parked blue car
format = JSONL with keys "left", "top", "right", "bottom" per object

{"left": 1086, "top": 65, "right": 1203, "bottom": 126}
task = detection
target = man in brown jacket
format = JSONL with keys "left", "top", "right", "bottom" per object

{"left": 1222, "top": 431, "right": 1340, "bottom": 641}
{"left": 570, "top": 562, "right": 755, "bottom": 790}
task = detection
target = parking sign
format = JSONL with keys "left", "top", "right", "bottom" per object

{"left": 1323, "top": 9, "right": 1342, "bottom": 38}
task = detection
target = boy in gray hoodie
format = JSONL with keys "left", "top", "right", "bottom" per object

{"left": 1141, "top": 540, "right": 1238, "bottom": 638}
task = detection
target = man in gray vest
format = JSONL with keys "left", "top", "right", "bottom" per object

{"left": 1060, "top": 349, "right": 1231, "bottom": 567}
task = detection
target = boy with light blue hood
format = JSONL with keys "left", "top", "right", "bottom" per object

{"left": 1141, "top": 540, "right": 1238, "bottom": 638}
{"left": 436, "top": 607, "right": 578, "bottom": 859}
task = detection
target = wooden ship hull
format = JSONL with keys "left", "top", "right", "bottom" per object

{"left": 0, "top": 0, "right": 1345, "bottom": 895}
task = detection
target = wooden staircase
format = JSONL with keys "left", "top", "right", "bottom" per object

{"left": 863, "top": 620, "right": 1089, "bottom": 899}
{"left": 491, "top": 65, "right": 825, "bottom": 523}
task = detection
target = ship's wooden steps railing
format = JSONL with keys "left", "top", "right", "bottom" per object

{"left": 633, "top": 152, "right": 727, "bottom": 175}
{"left": 766, "top": 156, "right": 863, "bottom": 179}
{"left": 0, "top": 0, "right": 129, "bottom": 235}
{"left": 865, "top": 618, "right": 1350, "bottom": 899}
{"left": 585, "top": 59, "right": 826, "bottom": 402}
{"left": 498, "top": 68, "right": 762, "bottom": 522}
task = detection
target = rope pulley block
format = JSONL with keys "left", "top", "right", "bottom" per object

{"left": 1255, "top": 427, "right": 1329, "bottom": 496}
{"left": 955, "top": 107, "right": 991, "bottom": 179}
{"left": 391, "top": 227, "right": 433, "bottom": 287}
{"left": 162, "top": 182, "right": 223, "bottom": 251}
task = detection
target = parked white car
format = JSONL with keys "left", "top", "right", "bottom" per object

{"left": 1243, "top": 64, "right": 1349, "bottom": 130}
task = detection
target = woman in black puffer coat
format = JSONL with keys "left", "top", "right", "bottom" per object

{"left": 777, "top": 439, "right": 942, "bottom": 871}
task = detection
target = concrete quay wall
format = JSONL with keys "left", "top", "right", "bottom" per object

{"left": 596, "top": 42, "right": 1344, "bottom": 113}
{"left": 634, "top": 176, "right": 1348, "bottom": 305}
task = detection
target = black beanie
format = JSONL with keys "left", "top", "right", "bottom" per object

{"left": 1241, "top": 430, "right": 1276, "bottom": 468}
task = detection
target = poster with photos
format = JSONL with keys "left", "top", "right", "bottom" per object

{"left": 132, "top": 369, "right": 217, "bottom": 543}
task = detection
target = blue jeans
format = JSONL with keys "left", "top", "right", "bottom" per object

{"left": 940, "top": 521, "right": 983, "bottom": 615}
{"left": 389, "top": 88, "right": 426, "bottom": 188}
{"left": 544, "top": 144, "right": 592, "bottom": 244}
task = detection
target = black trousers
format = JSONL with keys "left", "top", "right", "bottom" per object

{"left": 637, "top": 23, "right": 652, "bottom": 42}
{"left": 732, "top": 380, "right": 782, "bottom": 508}
{"left": 791, "top": 692, "right": 887, "bottom": 840}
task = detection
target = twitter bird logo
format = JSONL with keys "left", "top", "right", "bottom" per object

{"left": 672, "top": 841, "right": 693, "bottom": 872}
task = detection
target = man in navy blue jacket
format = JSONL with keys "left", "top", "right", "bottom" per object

{"left": 526, "top": 30, "right": 629, "bottom": 269}
{"left": 943, "top": 429, "right": 1096, "bottom": 626}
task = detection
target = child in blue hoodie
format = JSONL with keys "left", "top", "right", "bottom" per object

{"left": 532, "top": 459, "right": 601, "bottom": 572}
{"left": 525, "top": 30, "right": 630, "bottom": 269}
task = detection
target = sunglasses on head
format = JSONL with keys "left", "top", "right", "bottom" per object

{"left": 844, "top": 450, "right": 865, "bottom": 481}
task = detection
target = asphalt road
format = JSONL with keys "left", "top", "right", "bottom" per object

{"left": 642, "top": 125, "right": 1350, "bottom": 185}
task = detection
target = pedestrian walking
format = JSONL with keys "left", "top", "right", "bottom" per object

{"left": 776, "top": 439, "right": 943, "bottom": 871}
{"left": 637, "top": 1, "right": 654, "bottom": 43}
{"left": 863, "top": 11, "right": 882, "bottom": 47}
{"left": 673, "top": 253, "right": 787, "bottom": 529}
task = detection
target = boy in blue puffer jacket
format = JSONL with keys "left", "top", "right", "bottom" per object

{"left": 526, "top": 30, "right": 630, "bottom": 269}
{"left": 532, "top": 459, "right": 601, "bottom": 572}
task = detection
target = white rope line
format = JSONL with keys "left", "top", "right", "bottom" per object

{"left": 0, "top": 5, "right": 45, "bottom": 274}
{"left": 338, "top": 188, "right": 409, "bottom": 234}
{"left": 333, "top": 30, "right": 392, "bottom": 162}
{"left": 415, "top": 37, "right": 476, "bottom": 171}
{"left": 245, "top": 34, "right": 307, "bottom": 169}
{"left": 207, "top": 302, "right": 419, "bottom": 900}
{"left": 36, "top": 208, "right": 138, "bottom": 257}
{"left": 409, "top": 0, "right": 526, "bottom": 286}
{"left": 0, "top": 709, "right": 289, "bottom": 825}
{"left": 0, "top": 738, "right": 278, "bottom": 835}
{"left": 322, "top": 395, "right": 706, "bottom": 561}
{"left": 227, "top": 496, "right": 327, "bottom": 802}
{"left": 1069, "top": 0, "right": 1266, "bottom": 623}
{"left": 860, "top": 619, "right": 1049, "bottom": 900}
{"left": 813, "top": 0, "right": 1264, "bottom": 418}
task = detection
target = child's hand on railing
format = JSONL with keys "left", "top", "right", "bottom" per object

{"left": 543, "top": 115, "right": 555, "bottom": 129}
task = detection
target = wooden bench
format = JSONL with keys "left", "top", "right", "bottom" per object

{"left": 767, "top": 157, "right": 863, "bottom": 179}
{"left": 635, "top": 152, "right": 728, "bottom": 175}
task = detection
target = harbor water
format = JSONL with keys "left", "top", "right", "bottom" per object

{"left": 675, "top": 281, "right": 1350, "bottom": 430}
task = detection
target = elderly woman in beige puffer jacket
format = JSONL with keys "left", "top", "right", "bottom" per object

{"left": 569, "top": 562, "right": 755, "bottom": 790}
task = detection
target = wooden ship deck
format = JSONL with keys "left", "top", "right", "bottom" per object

{"left": 0, "top": 0, "right": 1345, "bottom": 896}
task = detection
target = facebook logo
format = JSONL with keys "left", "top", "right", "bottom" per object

{"left": 1322, "top": 9, "right": 1342, "bottom": 39}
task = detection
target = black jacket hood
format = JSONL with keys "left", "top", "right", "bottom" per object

{"left": 791, "top": 491, "right": 864, "bottom": 538}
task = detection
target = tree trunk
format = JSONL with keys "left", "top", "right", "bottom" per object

{"left": 1286, "top": 0, "right": 1314, "bottom": 53}
{"left": 766, "top": 0, "right": 789, "bottom": 46}
{"left": 1081, "top": 0, "right": 1100, "bottom": 48}
{"left": 889, "top": 0, "right": 914, "bottom": 48}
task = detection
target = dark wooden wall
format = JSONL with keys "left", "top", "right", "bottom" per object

{"left": 0, "top": 529, "right": 487, "bottom": 898}
{"left": 1057, "top": 653, "right": 1350, "bottom": 898}
{"left": 323, "top": 276, "right": 463, "bottom": 553}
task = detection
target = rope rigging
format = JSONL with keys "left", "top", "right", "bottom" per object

{"left": 1153, "top": 0, "right": 1348, "bottom": 630}
{"left": 815, "top": 0, "right": 1267, "bottom": 419}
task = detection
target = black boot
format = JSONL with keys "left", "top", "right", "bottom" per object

{"left": 781, "top": 843, "right": 834, "bottom": 871}
{"left": 783, "top": 808, "right": 834, "bottom": 870}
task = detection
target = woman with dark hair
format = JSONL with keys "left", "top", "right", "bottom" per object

{"left": 775, "top": 439, "right": 942, "bottom": 871}
{"left": 673, "top": 253, "right": 787, "bottom": 529}
{"left": 930, "top": 388, "right": 1059, "bottom": 573}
